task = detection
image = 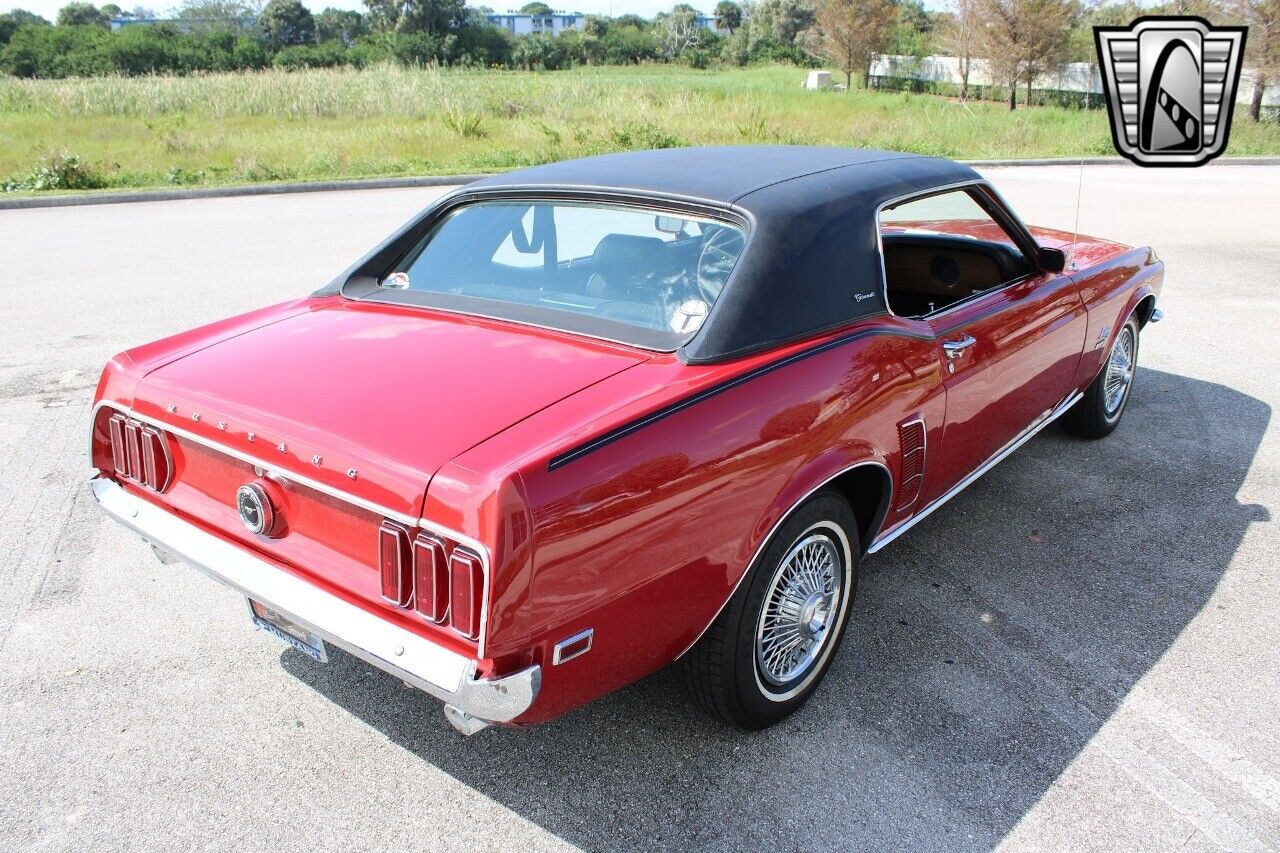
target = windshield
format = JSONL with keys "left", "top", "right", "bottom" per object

{"left": 380, "top": 201, "right": 747, "bottom": 348}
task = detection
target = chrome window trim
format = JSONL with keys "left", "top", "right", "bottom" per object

{"left": 874, "top": 180, "right": 1044, "bottom": 324}
{"left": 675, "top": 459, "right": 892, "bottom": 661}
{"left": 867, "top": 388, "right": 1084, "bottom": 554}
{"left": 91, "top": 399, "right": 495, "bottom": 658}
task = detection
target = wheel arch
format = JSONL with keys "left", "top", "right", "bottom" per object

{"left": 1091, "top": 284, "right": 1156, "bottom": 387}
{"left": 827, "top": 462, "right": 894, "bottom": 554}
{"left": 676, "top": 453, "right": 891, "bottom": 660}
{"left": 1134, "top": 292, "right": 1158, "bottom": 328}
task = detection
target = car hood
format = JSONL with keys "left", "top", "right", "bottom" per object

{"left": 134, "top": 298, "right": 649, "bottom": 517}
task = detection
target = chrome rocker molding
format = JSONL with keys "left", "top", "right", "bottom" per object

{"left": 867, "top": 389, "right": 1084, "bottom": 553}
{"left": 90, "top": 476, "right": 538, "bottom": 735}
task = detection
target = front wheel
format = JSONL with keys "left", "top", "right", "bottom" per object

{"left": 683, "top": 491, "right": 858, "bottom": 729}
{"left": 1064, "top": 315, "right": 1140, "bottom": 439}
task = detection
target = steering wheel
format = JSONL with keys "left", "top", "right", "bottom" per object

{"left": 696, "top": 226, "right": 745, "bottom": 303}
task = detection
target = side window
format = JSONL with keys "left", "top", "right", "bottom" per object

{"left": 879, "top": 189, "right": 1032, "bottom": 318}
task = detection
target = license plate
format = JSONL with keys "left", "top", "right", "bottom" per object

{"left": 247, "top": 598, "right": 327, "bottom": 662}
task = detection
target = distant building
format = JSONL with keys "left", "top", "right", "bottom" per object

{"left": 109, "top": 17, "right": 256, "bottom": 32}
{"left": 694, "top": 15, "right": 726, "bottom": 34}
{"left": 486, "top": 11, "right": 585, "bottom": 36}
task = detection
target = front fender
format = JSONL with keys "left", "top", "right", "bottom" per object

{"left": 1071, "top": 248, "right": 1164, "bottom": 389}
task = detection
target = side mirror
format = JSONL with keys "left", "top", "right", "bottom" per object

{"left": 1036, "top": 246, "right": 1071, "bottom": 273}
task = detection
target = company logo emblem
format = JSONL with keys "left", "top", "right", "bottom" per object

{"left": 1095, "top": 17, "right": 1247, "bottom": 167}
{"left": 236, "top": 483, "right": 275, "bottom": 535}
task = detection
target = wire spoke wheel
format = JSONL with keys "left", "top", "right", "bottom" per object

{"left": 755, "top": 532, "right": 844, "bottom": 687}
{"left": 685, "top": 491, "right": 858, "bottom": 728}
{"left": 1104, "top": 325, "right": 1136, "bottom": 416}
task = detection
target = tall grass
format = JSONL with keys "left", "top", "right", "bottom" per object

{"left": 2, "top": 63, "right": 1277, "bottom": 192}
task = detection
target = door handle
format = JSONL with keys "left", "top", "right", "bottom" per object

{"left": 942, "top": 335, "right": 977, "bottom": 359}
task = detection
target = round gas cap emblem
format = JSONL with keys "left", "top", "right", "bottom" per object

{"left": 236, "top": 483, "right": 275, "bottom": 536}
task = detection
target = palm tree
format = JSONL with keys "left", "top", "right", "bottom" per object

{"left": 714, "top": 0, "right": 743, "bottom": 33}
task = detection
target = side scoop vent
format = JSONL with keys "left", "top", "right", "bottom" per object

{"left": 895, "top": 418, "right": 926, "bottom": 511}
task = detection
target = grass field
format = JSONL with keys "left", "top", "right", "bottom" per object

{"left": 3, "top": 63, "right": 1279, "bottom": 192}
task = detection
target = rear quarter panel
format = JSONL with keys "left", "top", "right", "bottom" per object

{"left": 453, "top": 319, "right": 944, "bottom": 723}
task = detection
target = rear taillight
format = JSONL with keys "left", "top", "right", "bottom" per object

{"left": 413, "top": 534, "right": 449, "bottom": 623}
{"left": 106, "top": 413, "right": 172, "bottom": 492}
{"left": 378, "top": 522, "right": 413, "bottom": 606}
{"left": 449, "top": 550, "right": 483, "bottom": 639}
{"left": 379, "top": 523, "right": 484, "bottom": 641}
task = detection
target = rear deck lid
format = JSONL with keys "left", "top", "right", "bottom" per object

{"left": 131, "top": 298, "right": 649, "bottom": 518}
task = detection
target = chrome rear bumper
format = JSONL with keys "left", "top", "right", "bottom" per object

{"left": 90, "top": 476, "right": 539, "bottom": 733}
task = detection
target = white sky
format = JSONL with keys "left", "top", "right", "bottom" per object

{"left": 3, "top": 0, "right": 948, "bottom": 24}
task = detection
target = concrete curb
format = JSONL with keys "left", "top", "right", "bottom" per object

{"left": 3, "top": 157, "right": 1280, "bottom": 210}
{"left": 0, "top": 174, "right": 490, "bottom": 210}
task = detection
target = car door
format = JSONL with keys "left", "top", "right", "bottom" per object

{"left": 926, "top": 269, "right": 1087, "bottom": 495}
{"left": 879, "top": 185, "right": 1088, "bottom": 503}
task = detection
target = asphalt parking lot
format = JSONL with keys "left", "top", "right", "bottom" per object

{"left": 1, "top": 164, "right": 1277, "bottom": 852}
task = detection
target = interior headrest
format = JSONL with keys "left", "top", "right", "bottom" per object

{"left": 591, "top": 234, "right": 669, "bottom": 276}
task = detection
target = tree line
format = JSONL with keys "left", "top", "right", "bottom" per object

{"left": 0, "top": 0, "right": 822, "bottom": 76}
{"left": 811, "top": 0, "right": 1276, "bottom": 118}
{"left": 1, "top": 0, "right": 1275, "bottom": 120}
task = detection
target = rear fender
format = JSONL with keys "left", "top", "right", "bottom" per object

{"left": 674, "top": 444, "right": 890, "bottom": 662}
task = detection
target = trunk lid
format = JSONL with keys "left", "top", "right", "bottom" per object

{"left": 134, "top": 298, "right": 648, "bottom": 517}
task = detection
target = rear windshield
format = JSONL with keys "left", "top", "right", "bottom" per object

{"left": 377, "top": 201, "right": 746, "bottom": 349}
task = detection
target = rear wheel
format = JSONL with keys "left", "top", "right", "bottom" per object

{"left": 1064, "top": 316, "right": 1139, "bottom": 439}
{"left": 683, "top": 491, "right": 858, "bottom": 729}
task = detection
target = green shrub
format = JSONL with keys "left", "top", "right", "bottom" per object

{"left": 1, "top": 24, "right": 111, "bottom": 78}
{"left": 0, "top": 21, "right": 273, "bottom": 78}
{"left": 2, "top": 153, "right": 107, "bottom": 191}
{"left": 682, "top": 47, "right": 713, "bottom": 69}
{"left": 453, "top": 23, "right": 513, "bottom": 67}
{"left": 166, "top": 165, "right": 205, "bottom": 185}
{"left": 511, "top": 33, "right": 565, "bottom": 70}
{"left": 608, "top": 121, "right": 684, "bottom": 149}
{"left": 601, "top": 24, "right": 659, "bottom": 64}
{"left": 272, "top": 40, "right": 351, "bottom": 70}
{"left": 442, "top": 107, "right": 486, "bottom": 138}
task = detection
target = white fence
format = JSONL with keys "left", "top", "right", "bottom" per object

{"left": 868, "top": 54, "right": 1277, "bottom": 108}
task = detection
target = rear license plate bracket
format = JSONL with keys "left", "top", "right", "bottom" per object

{"left": 247, "top": 598, "right": 328, "bottom": 662}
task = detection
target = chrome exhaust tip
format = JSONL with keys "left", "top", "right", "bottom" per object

{"left": 443, "top": 704, "right": 490, "bottom": 736}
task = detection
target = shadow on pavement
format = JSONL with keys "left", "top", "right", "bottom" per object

{"left": 281, "top": 366, "right": 1270, "bottom": 851}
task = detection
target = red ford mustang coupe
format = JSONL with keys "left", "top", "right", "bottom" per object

{"left": 90, "top": 147, "right": 1163, "bottom": 733}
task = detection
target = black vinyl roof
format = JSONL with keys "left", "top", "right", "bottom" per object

{"left": 330, "top": 147, "right": 985, "bottom": 363}
{"left": 468, "top": 146, "right": 950, "bottom": 205}
{"left": 466, "top": 147, "right": 982, "bottom": 362}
